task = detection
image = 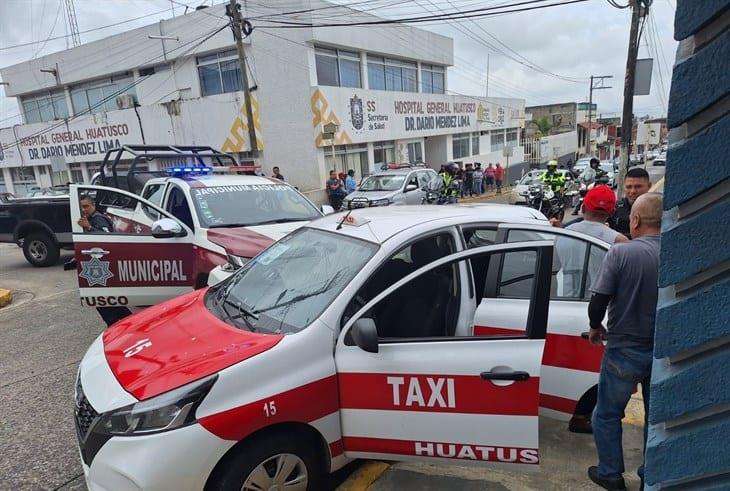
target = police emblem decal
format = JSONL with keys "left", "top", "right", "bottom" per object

{"left": 349, "top": 95, "right": 364, "bottom": 131}
{"left": 79, "top": 248, "right": 114, "bottom": 287}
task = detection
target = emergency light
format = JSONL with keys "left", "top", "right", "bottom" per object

{"left": 165, "top": 165, "right": 212, "bottom": 176}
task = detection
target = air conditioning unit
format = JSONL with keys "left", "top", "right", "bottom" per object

{"left": 116, "top": 94, "right": 136, "bottom": 110}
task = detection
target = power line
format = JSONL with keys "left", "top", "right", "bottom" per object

{"left": 254, "top": 0, "right": 590, "bottom": 29}
{"left": 0, "top": 1, "right": 201, "bottom": 52}
{"left": 1, "top": 23, "right": 228, "bottom": 152}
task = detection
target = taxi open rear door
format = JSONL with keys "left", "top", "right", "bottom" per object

{"left": 335, "top": 241, "right": 553, "bottom": 470}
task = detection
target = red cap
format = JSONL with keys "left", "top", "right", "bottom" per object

{"left": 584, "top": 185, "right": 616, "bottom": 214}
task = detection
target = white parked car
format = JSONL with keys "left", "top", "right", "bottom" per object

{"left": 75, "top": 204, "right": 611, "bottom": 490}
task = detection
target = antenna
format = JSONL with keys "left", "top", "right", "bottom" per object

{"left": 64, "top": 0, "right": 81, "bottom": 47}
{"left": 336, "top": 208, "right": 353, "bottom": 230}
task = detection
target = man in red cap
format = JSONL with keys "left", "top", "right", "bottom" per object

{"left": 556, "top": 185, "right": 627, "bottom": 435}
{"left": 568, "top": 185, "right": 628, "bottom": 246}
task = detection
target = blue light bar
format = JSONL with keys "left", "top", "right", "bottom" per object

{"left": 165, "top": 165, "right": 213, "bottom": 175}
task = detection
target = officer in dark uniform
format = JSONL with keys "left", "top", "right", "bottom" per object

{"left": 78, "top": 195, "right": 129, "bottom": 326}
{"left": 78, "top": 195, "right": 113, "bottom": 232}
{"left": 607, "top": 167, "right": 651, "bottom": 238}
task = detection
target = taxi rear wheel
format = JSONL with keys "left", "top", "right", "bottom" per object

{"left": 207, "top": 432, "right": 323, "bottom": 491}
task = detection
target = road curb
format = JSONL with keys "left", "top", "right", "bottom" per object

{"left": 0, "top": 288, "right": 12, "bottom": 308}
{"left": 336, "top": 461, "right": 390, "bottom": 491}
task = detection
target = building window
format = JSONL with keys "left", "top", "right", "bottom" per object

{"left": 407, "top": 142, "right": 423, "bottom": 163}
{"left": 315, "top": 46, "right": 361, "bottom": 88}
{"left": 368, "top": 56, "right": 417, "bottom": 92}
{"left": 421, "top": 64, "right": 445, "bottom": 94}
{"left": 471, "top": 132, "right": 480, "bottom": 155}
{"left": 0, "top": 171, "right": 6, "bottom": 193}
{"left": 68, "top": 163, "right": 84, "bottom": 183}
{"left": 506, "top": 128, "right": 519, "bottom": 148}
{"left": 71, "top": 74, "right": 137, "bottom": 114}
{"left": 491, "top": 130, "right": 505, "bottom": 152}
{"left": 326, "top": 144, "right": 368, "bottom": 180}
{"left": 373, "top": 141, "right": 395, "bottom": 168}
{"left": 11, "top": 167, "right": 37, "bottom": 190}
{"left": 21, "top": 90, "right": 69, "bottom": 123}
{"left": 452, "top": 133, "right": 471, "bottom": 159}
{"left": 196, "top": 50, "right": 242, "bottom": 96}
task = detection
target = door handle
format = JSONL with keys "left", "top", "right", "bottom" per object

{"left": 480, "top": 371, "right": 530, "bottom": 381}
{"left": 81, "top": 249, "right": 110, "bottom": 256}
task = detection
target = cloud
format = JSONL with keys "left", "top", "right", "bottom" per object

{"left": 0, "top": 0, "right": 677, "bottom": 125}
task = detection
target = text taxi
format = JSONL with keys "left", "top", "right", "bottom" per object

{"left": 75, "top": 205, "right": 610, "bottom": 490}
{"left": 70, "top": 170, "right": 325, "bottom": 318}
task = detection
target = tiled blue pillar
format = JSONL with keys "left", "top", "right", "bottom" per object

{"left": 645, "top": 1, "right": 730, "bottom": 488}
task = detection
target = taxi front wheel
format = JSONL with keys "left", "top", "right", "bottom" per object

{"left": 206, "top": 432, "right": 323, "bottom": 491}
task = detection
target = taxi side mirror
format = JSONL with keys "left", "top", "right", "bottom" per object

{"left": 151, "top": 218, "right": 183, "bottom": 238}
{"left": 405, "top": 184, "right": 418, "bottom": 192}
{"left": 351, "top": 318, "right": 379, "bottom": 353}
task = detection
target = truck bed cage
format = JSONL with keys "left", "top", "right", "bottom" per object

{"left": 93, "top": 145, "right": 240, "bottom": 195}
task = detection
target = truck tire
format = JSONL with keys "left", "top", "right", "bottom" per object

{"left": 22, "top": 233, "right": 60, "bottom": 267}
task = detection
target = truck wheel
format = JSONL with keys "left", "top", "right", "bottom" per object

{"left": 22, "top": 233, "right": 60, "bottom": 267}
{"left": 208, "top": 432, "right": 323, "bottom": 491}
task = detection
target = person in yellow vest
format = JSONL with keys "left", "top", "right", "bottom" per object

{"left": 538, "top": 160, "right": 566, "bottom": 193}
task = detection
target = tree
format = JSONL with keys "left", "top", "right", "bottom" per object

{"left": 535, "top": 117, "right": 552, "bottom": 137}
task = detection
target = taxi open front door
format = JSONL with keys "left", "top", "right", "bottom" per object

{"left": 335, "top": 241, "right": 553, "bottom": 470}
{"left": 70, "top": 184, "right": 196, "bottom": 310}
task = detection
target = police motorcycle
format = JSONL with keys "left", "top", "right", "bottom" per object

{"left": 523, "top": 181, "right": 565, "bottom": 221}
{"left": 422, "top": 168, "right": 461, "bottom": 205}
{"left": 573, "top": 170, "right": 611, "bottom": 213}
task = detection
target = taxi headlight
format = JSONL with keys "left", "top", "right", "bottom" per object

{"left": 221, "top": 254, "right": 250, "bottom": 272}
{"left": 98, "top": 375, "right": 217, "bottom": 436}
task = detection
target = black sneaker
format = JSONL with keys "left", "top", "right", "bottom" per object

{"left": 588, "top": 466, "right": 627, "bottom": 490}
{"left": 569, "top": 415, "right": 593, "bottom": 434}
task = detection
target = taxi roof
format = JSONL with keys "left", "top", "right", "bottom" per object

{"left": 308, "top": 204, "right": 547, "bottom": 244}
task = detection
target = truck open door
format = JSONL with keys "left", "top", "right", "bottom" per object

{"left": 70, "top": 184, "right": 196, "bottom": 311}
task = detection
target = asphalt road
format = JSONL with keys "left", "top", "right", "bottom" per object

{"left": 0, "top": 244, "right": 93, "bottom": 490}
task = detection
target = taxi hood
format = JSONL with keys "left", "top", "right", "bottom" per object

{"left": 103, "top": 289, "right": 283, "bottom": 401}
{"left": 206, "top": 222, "right": 308, "bottom": 258}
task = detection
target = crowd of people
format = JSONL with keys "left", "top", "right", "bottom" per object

{"left": 450, "top": 161, "right": 505, "bottom": 196}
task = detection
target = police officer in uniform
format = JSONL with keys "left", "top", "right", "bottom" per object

{"left": 607, "top": 167, "right": 651, "bottom": 238}
{"left": 78, "top": 195, "right": 114, "bottom": 232}
{"left": 78, "top": 195, "right": 130, "bottom": 326}
{"left": 537, "top": 160, "right": 566, "bottom": 193}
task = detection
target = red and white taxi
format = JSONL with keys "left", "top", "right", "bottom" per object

{"left": 75, "top": 204, "right": 610, "bottom": 490}
{"left": 70, "top": 173, "right": 324, "bottom": 312}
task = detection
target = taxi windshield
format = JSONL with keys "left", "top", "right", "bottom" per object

{"left": 359, "top": 175, "right": 405, "bottom": 191}
{"left": 207, "top": 228, "right": 377, "bottom": 334}
{"left": 191, "top": 184, "right": 321, "bottom": 228}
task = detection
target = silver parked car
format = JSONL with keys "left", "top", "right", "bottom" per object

{"left": 343, "top": 165, "right": 438, "bottom": 208}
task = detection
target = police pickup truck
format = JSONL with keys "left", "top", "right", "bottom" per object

{"left": 71, "top": 145, "right": 329, "bottom": 316}
{"left": 0, "top": 192, "right": 73, "bottom": 266}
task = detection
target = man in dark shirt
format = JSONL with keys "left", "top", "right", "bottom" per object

{"left": 271, "top": 166, "right": 285, "bottom": 181}
{"left": 78, "top": 195, "right": 113, "bottom": 232}
{"left": 607, "top": 167, "right": 651, "bottom": 238}
{"left": 587, "top": 193, "right": 662, "bottom": 490}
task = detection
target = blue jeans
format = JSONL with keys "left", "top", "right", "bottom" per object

{"left": 592, "top": 346, "right": 653, "bottom": 480}
{"left": 473, "top": 180, "right": 483, "bottom": 195}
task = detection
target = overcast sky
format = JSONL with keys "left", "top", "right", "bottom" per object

{"left": 0, "top": 0, "right": 677, "bottom": 126}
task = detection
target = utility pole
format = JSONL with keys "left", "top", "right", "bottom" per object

{"left": 485, "top": 54, "right": 490, "bottom": 98}
{"left": 617, "top": 0, "right": 647, "bottom": 199}
{"left": 227, "top": 0, "right": 259, "bottom": 157}
{"left": 585, "top": 75, "right": 612, "bottom": 157}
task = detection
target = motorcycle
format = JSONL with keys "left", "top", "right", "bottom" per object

{"left": 422, "top": 177, "right": 461, "bottom": 205}
{"left": 522, "top": 182, "right": 565, "bottom": 221}
{"left": 572, "top": 172, "right": 611, "bottom": 214}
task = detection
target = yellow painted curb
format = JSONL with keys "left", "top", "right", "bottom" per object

{"left": 336, "top": 461, "right": 391, "bottom": 491}
{"left": 0, "top": 288, "right": 12, "bottom": 308}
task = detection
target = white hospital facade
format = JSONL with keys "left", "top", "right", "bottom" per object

{"left": 0, "top": 1, "right": 526, "bottom": 201}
